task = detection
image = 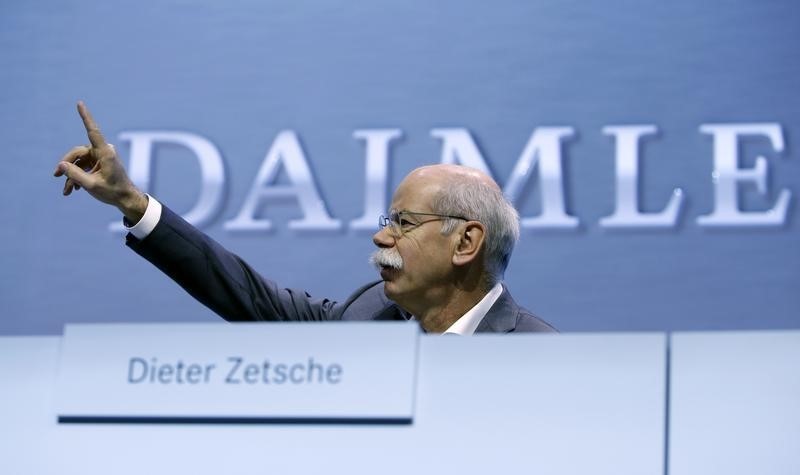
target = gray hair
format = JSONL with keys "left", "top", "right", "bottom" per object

{"left": 431, "top": 179, "right": 520, "bottom": 286}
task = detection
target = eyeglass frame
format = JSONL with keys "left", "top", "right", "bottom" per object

{"left": 378, "top": 209, "right": 471, "bottom": 237}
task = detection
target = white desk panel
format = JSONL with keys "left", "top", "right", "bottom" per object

{"left": 669, "top": 331, "right": 800, "bottom": 475}
{"left": 1, "top": 332, "right": 666, "bottom": 475}
{"left": 0, "top": 337, "right": 61, "bottom": 474}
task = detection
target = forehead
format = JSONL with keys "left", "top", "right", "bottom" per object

{"left": 390, "top": 173, "right": 442, "bottom": 211}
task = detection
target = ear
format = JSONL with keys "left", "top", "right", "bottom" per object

{"left": 452, "top": 221, "right": 486, "bottom": 267}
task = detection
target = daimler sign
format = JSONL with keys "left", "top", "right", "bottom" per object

{"left": 110, "top": 124, "right": 791, "bottom": 232}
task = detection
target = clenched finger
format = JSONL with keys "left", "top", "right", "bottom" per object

{"left": 58, "top": 161, "right": 96, "bottom": 195}
{"left": 63, "top": 178, "right": 76, "bottom": 195}
{"left": 77, "top": 101, "right": 107, "bottom": 148}
{"left": 63, "top": 177, "right": 83, "bottom": 195}
{"left": 63, "top": 179, "right": 83, "bottom": 195}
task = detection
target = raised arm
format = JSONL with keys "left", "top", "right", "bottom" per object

{"left": 53, "top": 101, "right": 342, "bottom": 324}
{"left": 53, "top": 101, "right": 148, "bottom": 222}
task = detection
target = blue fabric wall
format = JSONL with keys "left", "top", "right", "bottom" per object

{"left": 2, "top": 0, "right": 798, "bottom": 334}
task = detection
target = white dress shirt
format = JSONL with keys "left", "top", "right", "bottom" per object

{"left": 125, "top": 194, "right": 162, "bottom": 239}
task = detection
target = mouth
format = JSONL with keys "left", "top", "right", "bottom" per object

{"left": 379, "top": 265, "right": 398, "bottom": 280}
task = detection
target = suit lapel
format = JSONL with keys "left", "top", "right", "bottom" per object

{"left": 474, "top": 285, "right": 518, "bottom": 333}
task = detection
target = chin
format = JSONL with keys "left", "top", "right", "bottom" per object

{"left": 382, "top": 280, "right": 407, "bottom": 303}
{"left": 383, "top": 281, "right": 398, "bottom": 299}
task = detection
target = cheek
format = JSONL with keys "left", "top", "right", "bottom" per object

{"left": 398, "top": 231, "right": 454, "bottom": 273}
{"left": 403, "top": 243, "right": 451, "bottom": 275}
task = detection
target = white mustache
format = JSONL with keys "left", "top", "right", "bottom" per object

{"left": 369, "top": 248, "right": 403, "bottom": 270}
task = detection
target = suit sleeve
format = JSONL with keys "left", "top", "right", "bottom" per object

{"left": 126, "top": 206, "right": 339, "bottom": 323}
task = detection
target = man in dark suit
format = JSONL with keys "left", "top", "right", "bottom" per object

{"left": 54, "top": 102, "right": 556, "bottom": 334}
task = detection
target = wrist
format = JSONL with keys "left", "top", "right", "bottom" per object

{"left": 118, "top": 190, "right": 148, "bottom": 223}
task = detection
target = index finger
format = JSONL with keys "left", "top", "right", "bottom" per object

{"left": 77, "top": 101, "right": 107, "bottom": 148}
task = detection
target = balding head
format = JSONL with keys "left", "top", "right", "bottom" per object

{"left": 405, "top": 163, "right": 501, "bottom": 190}
{"left": 404, "top": 164, "right": 520, "bottom": 286}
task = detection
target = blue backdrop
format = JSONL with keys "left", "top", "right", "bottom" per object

{"left": 2, "top": 0, "right": 798, "bottom": 334}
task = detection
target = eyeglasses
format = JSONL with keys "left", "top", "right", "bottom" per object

{"left": 378, "top": 209, "right": 470, "bottom": 238}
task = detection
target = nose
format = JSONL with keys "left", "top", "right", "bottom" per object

{"left": 372, "top": 227, "right": 395, "bottom": 248}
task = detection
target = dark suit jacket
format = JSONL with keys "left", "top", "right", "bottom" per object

{"left": 127, "top": 206, "right": 556, "bottom": 333}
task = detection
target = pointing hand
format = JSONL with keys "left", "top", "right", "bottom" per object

{"left": 54, "top": 101, "right": 147, "bottom": 222}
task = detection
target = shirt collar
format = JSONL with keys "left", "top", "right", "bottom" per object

{"left": 442, "top": 283, "right": 504, "bottom": 336}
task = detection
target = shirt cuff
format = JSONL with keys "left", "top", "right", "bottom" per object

{"left": 125, "top": 194, "right": 162, "bottom": 240}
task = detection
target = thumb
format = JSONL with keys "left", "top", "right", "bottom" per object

{"left": 57, "top": 161, "right": 95, "bottom": 190}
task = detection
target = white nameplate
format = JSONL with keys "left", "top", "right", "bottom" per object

{"left": 55, "top": 322, "right": 419, "bottom": 424}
